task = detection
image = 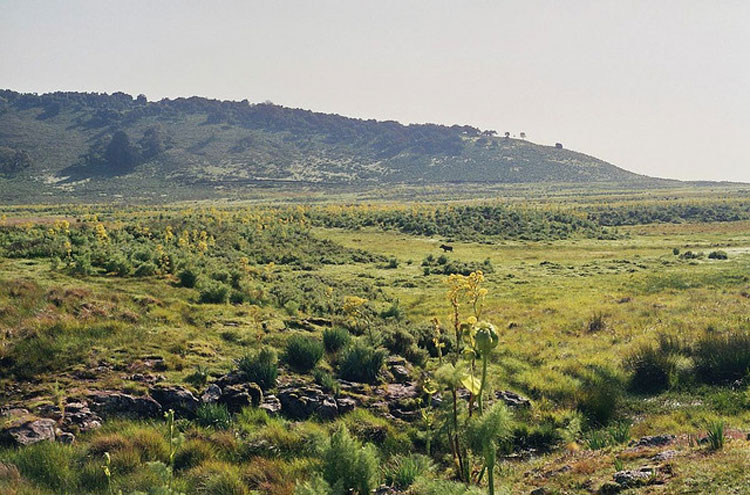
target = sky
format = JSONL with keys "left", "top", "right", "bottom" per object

{"left": 2, "top": 0, "right": 749, "bottom": 182}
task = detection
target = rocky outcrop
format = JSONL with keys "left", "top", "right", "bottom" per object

{"left": 218, "top": 383, "right": 263, "bottom": 413}
{"left": 89, "top": 391, "right": 162, "bottom": 419}
{"left": 149, "top": 386, "right": 200, "bottom": 419}
{"left": 62, "top": 401, "right": 102, "bottom": 433}
{"left": 628, "top": 435, "right": 675, "bottom": 449}
{"left": 278, "top": 383, "right": 338, "bottom": 419}
{"left": 1, "top": 418, "right": 57, "bottom": 446}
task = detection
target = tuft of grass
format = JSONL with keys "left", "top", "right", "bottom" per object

{"left": 338, "top": 340, "right": 387, "bottom": 384}
{"left": 283, "top": 334, "right": 324, "bottom": 372}
{"left": 586, "top": 312, "right": 607, "bottom": 333}
{"left": 693, "top": 331, "right": 750, "bottom": 384}
{"left": 383, "top": 454, "right": 435, "bottom": 489}
{"left": 624, "top": 343, "right": 678, "bottom": 394}
{"left": 323, "top": 327, "right": 350, "bottom": 354}
{"left": 585, "top": 430, "right": 610, "bottom": 450}
{"left": 196, "top": 403, "right": 232, "bottom": 430}
{"left": 237, "top": 348, "right": 278, "bottom": 390}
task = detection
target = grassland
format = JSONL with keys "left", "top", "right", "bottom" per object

{"left": 2, "top": 190, "right": 750, "bottom": 494}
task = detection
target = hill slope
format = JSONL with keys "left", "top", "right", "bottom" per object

{"left": 0, "top": 90, "right": 659, "bottom": 200}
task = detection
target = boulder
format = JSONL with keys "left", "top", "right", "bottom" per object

{"left": 218, "top": 383, "right": 263, "bottom": 413}
{"left": 2, "top": 418, "right": 56, "bottom": 446}
{"left": 149, "top": 386, "right": 200, "bottom": 419}
{"left": 201, "top": 384, "right": 222, "bottom": 404}
{"left": 260, "top": 395, "right": 282, "bottom": 415}
{"left": 89, "top": 391, "right": 162, "bottom": 419}
{"left": 63, "top": 401, "right": 102, "bottom": 432}
{"left": 336, "top": 397, "right": 357, "bottom": 414}
{"left": 613, "top": 468, "right": 652, "bottom": 488}
{"left": 215, "top": 370, "right": 246, "bottom": 388}
{"left": 278, "top": 384, "right": 334, "bottom": 419}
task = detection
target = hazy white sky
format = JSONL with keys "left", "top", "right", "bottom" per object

{"left": 2, "top": 0, "right": 749, "bottom": 182}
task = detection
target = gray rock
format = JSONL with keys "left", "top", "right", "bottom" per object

{"left": 63, "top": 401, "right": 102, "bottom": 432}
{"left": 56, "top": 430, "right": 76, "bottom": 444}
{"left": 89, "top": 391, "right": 162, "bottom": 419}
{"left": 628, "top": 435, "right": 675, "bottom": 448}
{"left": 219, "top": 383, "right": 262, "bottom": 413}
{"left": 215, "top": 370, "right": 246, "bottom": 388}
{"left": 613, "top": 468, "right": 652, "bottom": 488}
{"left": 336, "top": 397, "right": 357, "bottom": 414}
{"left": 651, "top": 449, "right": 678, "bottom": 462}
{"left": 149, "top": 386, "right": 200, "bottom": 419}
{"left": 201, "top": 384, "right": 222, "bottom": 404}
{"left": 278, "top": 384, "right": 334, "bottom": 419}
{"left": 259, "top": 394, "right": 282, "bottom": 415}
{"left": 495, "top": 390, "right": 532, "bottom": 408}
{"left": 2, "top": 418, "right": 57, "bottom": 446}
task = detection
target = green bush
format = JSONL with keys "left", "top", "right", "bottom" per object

{"left": 198, "top": 280, "right": 230, "bottom": 304}
{"left": 694, "top": 332, "right": 750, "bottom": 384}
{"left": 284, "top": 334, "right": 324, "bottom": 372}
{"left": 134, "top": 261, "right": 157, "bottom": 277}
{"left": 313, "top": 368, "right": 340, "bottom": 395}
{"left": 338, "top": 341, "right": 386, "bottom": 383}
{"left": 708, "top": 250, "right": 728, "bottom": 260}
{"left": 196, "top": 403, "right": 232, "bottom": 429}
{"left": 624, "top": 343, "right": 678, "bottom": 394}
{"left": 321, "top": 425, "right": 379, "bottom": 495}
{"left": 237, "top": 348, "right": 278, "bottom": 390}
{"left": 323, "top": 327, "right": 350, "bottom": 353}
{"left": 102, "top": 252, "right": 133, "bottom": 276}
{"left": 178, "top": 267, "right": 199, "bottom": 288}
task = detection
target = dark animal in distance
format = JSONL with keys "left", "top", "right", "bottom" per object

{"left": 439, "top": 244, "right": 454, "bottom": 252}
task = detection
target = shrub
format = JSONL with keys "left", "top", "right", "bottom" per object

{"left": 323, "top": 327, "right": 350, "bottom": 353}
{"left": 134, "top": 261, "right": 157, "bottom": 277}
{"left": 196, "top": 403, "right": 232, "bottom": 429}
{"left": 706, "top": 421, "right": 725, "bottom": 450}
{"left": 624, "top": 343, "right": 677, "bottom": 394}
{"left": 284, "top": 334, "right": 324, "bottom": 372}
{"left": 383, "top": 454, "right": 434, "bottom": 489}
{"left": 338, "top": 341, "right": 387, "bottom": 383}
{"left": 693, "top": 332, "right": 750, "bottom": 384}
{"left": 321, "top": 425, "right": 379, "bottom": 495}
{"left": 380, "top": 302, "right": 404, "bottom": 321}
{"left": 708, "top": 250, "right": 728, "bottom": 260}
{"left": 198, "top": 280, "right": 230, "bottom": 304}
{"left": 237, "top": 348, "right": 278, "bottom": 390}
{"left": 102, "top": 253, "right": 132, "bottom": 276}
{"left": 178, "top": 267, "right": 199, "bottom": 288}
{"left": 313, "top": 368, "right": 340, "bottom": 395}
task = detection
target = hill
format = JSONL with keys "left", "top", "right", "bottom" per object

{"left": 0, "top": 89, "right": 662, "bottom": 201}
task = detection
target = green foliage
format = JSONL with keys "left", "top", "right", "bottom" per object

{"left": 177, "top": 267, "right": 199, "bottom": 288}
{"left": 323, "top": 327, "right": 351, "bottom": 354}
{"left": 706, "top": 421, "right": 725, "bottom": 451}
{"left": 284, "top": 334, "right": 324, "bottom": 372}
{"left": 624, "top": 342, "right": 679, "bottom": 394}
{"left": 198, "top": 279, "right": 230, "bottom": 304}
{"left": 338, "top": 341, "right": 387, "bottom": 383}
{"left": 237, "top": 347, "right": 278, "bottom": 390}
{"left": 195, "top": 403, "right": 232, "bottom": 429}
{"left": 6, "top": 441, "right": 76, "bottom": 492}
{"left": 173, "top": 439, "right": 217, "bottom": 472}
{"left": 383, "top": 454, "right": 434, "bottom": 489}
{"left": 321, "top": 425, "right": 379, "bottom": 495}
{"left": 693, "top": 331, "right": 750, "bottom": 384}
{"left": 584, "top": 430, "right": 610, "bottom": 450}
{"left": 574, "top": 366, "right": 624, "bottom": 425}
{"left": 313, "top": 368, "right": 340, "bottom": 395}
{"left": 185, "top": 460, "right": 247, "bottom": 495}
